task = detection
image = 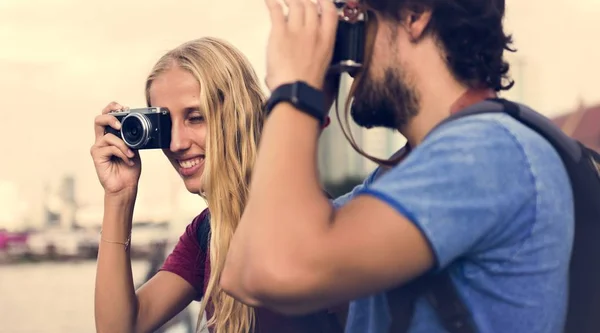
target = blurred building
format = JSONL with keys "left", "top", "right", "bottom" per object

{"left": 43, "top": 174, "right": 78, "bottom": 229}
{"left": 552, "top": 102, "right": 600, "bottom": 152}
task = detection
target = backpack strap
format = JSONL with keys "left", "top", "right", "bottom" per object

{"left": 433, "top": 98, "right": 581, "bottom": 162}
{"left": 386, "top": 276, "right": 429, "bottom": 332}
{"left": 197, "top": 211, "right": 211, "bottom": 254}
{"left": 423, "top": 273, "right": 477, "bottom": 333}
{"left": 387, "top": 271, "right": 477, "bottom": 333}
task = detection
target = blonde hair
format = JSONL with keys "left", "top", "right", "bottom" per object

{"left": 145, "top": 37, "right": 265, "bottom": 333}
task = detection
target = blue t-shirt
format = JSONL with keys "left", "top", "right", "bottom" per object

{"left": 333, "top": 112, "right": 574, "bottom": 333}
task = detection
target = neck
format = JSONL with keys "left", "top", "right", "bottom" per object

{"left": 401, "top": 83, "right": 497, "bottom": 147}
{"left": 398, "top": 54, "right": 496, "bottom": 147}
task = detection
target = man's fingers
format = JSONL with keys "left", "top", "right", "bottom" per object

{"left": 266, "top": 0, "right": 287, "bottom": 30}
{"left": 317, "top": 0, "right": 339, "bottom": 48}
{"left": 284, "top": 0, "right": 306, "bottom": 30}
{"left": 303, "top": 0, "right": 320, "bottom": 30}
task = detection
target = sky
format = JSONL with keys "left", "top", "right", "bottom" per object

{"left": 0, "top": 0, "right": 599, "bottom": 227}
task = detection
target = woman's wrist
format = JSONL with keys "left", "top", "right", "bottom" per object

{"left": 104, "top": 187, "right": 138, "bottom": 205}
{"left": 102, "top": 190, "right": 137, "bottom": 245}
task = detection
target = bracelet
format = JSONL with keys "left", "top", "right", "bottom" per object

{"left": 99, "top": 228, "right": 131, "bottom": 251}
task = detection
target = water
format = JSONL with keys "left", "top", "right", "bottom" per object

{"left": 0, "top": 260, "right": 201, "bottom": 333}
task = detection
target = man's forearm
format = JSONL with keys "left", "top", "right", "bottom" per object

{"left": 252, "top": 103, "right": 322, "bottom": 202}
{"left": 223, "top": 103, "right": 334, "bottom": 300}
{"left": 246, "top": 102, "right": 333, "bottom": 236}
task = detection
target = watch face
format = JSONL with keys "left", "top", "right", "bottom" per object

{"left": 294, "top": 82, "right": 326, "bottom": 116}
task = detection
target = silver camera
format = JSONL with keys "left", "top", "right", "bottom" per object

{"left": 104, "top": 107, "right": 172, "bottom": 150}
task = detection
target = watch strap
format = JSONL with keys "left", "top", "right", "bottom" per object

{"left": 265, "top": 81, "right": 327, "bottom": 125}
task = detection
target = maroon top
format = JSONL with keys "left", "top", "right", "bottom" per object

{"left": 161, "top": 210, "right": 211, "bottom": 301}
{"left": 160, "top": 209, "right": 344, "bottom": 333}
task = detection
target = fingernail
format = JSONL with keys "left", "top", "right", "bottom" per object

{"left": 115, "top": 121, "right": 121, "bottom": 129}
{"left": 129, "top": 161, "right": 135, "bottom": 166}
{"left": 127, "top": 150, "right": 134, "bottom": 157}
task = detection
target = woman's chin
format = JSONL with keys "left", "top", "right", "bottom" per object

{"left": 183, "top": 179, "right": 203, "bottom": 195}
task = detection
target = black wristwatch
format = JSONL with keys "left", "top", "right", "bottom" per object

{"left": 264, "top": 81, "right": 327, "bottom": 125}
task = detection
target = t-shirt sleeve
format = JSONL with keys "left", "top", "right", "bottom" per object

{"left": 160, "top": 210, "right": 208, "bottom": 300}
{"left": 355, "top": 116, "right": 537, "bottom": 270}
{"left": 332, "top": 171, "right": 378, "bottom": 209}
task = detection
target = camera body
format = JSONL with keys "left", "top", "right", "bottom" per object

{"left": 330, "top": 0, "right": 367, "bottom": 76}
{"left": 105, "top": 107, "right": 172, "bottom": 150}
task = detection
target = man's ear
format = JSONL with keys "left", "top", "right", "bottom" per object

{"left": 405, "top": 9, "right": 432, "bottom": 42}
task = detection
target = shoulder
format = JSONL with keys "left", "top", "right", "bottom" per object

{"left": 191, "top": 208, "right": 210, "bottom": 230}
{"left": 359, "top": 112, "right": 571, "bottom": 269}
{"left": 183, "top": 208, "right": 210, "bottom": 243}
{"left": 409, "top": 112, "right": 565, "bottom": 181}
{"left": 382, "top": 113, "right": 543, "bottom": 193}
{"left": 160, "top": 208, "right": 211, "bottom": 299}
{"left": 168, "top": 208, "right": 210, "bottom": 256}
{"left": 381, "top": 111, "right": 572, "bottom": 216}
{"left": 430, "top": 111, "right": 561, "bottom": 159}
{"left": 428, "top": 112, "right": 543, "bottom": 153}
{"left": 429, "top": 112, "right": 571, "bottom": 199}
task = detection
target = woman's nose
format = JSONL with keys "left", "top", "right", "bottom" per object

{"left": 169, "top": 126, "right": 192, "bottom": 152}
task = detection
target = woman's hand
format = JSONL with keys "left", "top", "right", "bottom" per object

{"left": 264, "top": 0, "right": 339, "bottom": 92}
{"left": 90, "top": 101, "right": 141, "bottom": 197}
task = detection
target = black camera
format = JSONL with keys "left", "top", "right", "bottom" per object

{"left": 105, "top": 107, "right": 172, "bottom": 150}
{"left": 329, "top": 0, "right": 368, "bottom": 76}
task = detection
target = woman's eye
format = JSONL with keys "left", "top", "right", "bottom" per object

{"left": 189, "top": 115, "right": 204, "bottom": 123}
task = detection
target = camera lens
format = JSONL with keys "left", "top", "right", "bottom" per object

{"left": 121, "top": 113, "right": 152, "bottom": 149}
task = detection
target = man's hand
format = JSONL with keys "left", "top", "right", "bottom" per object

{"left": 264, "top": 0, "right": 339, "bottom": 91}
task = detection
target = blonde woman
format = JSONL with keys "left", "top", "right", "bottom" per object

{"left": 91, "top": 37, "right": 343, "bottom": 333}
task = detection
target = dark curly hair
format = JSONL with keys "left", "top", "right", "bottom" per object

{"left": 363, "top": 0, "right": 516, "bottom": 91}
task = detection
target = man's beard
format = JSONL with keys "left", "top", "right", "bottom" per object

{"left": 351, "top": 67, "right": 420, "bottom": 130}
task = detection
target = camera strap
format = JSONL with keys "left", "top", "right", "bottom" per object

{"left": 449, "top": 88, "right": 497, "bottom": 114}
